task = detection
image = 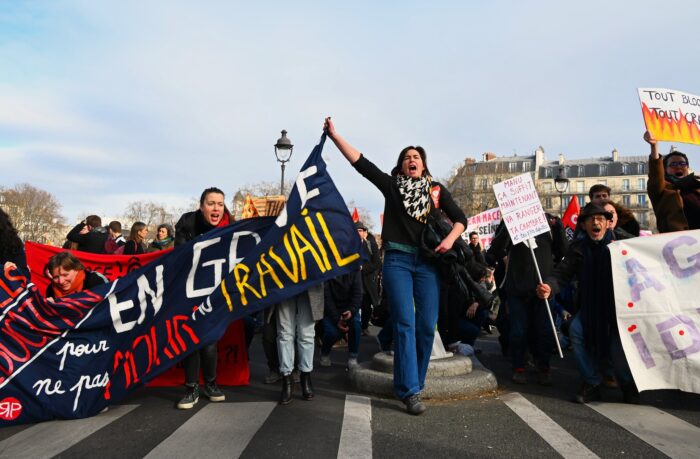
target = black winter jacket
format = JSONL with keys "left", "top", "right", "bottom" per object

{"left": 488, "top": 221, "right": 568, "bottom": 298}
{"left": 324, "top": 270, "right": 363, "bottom": 323}
{"left": 67, "top": 223, "right": 108, "bottom": 254}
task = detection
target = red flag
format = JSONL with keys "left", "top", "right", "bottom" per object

{"left": 562, "top": 195, "right": 580, "bottom": 240}
{"left": 351, "top": 207, "right": 359, "bottom": 222}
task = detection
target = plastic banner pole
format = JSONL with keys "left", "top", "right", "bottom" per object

{"left": 526, "top": 238, "right": 564, "bottom": 359}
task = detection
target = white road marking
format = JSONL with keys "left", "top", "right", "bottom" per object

{"left": 501, "top": 392, "right": 599, "bottom": 458}
{"left": 145, "top": 402, "right": 276, "bottom": 459}
{"left": 0, "top": 404, "right": 139, "bottom": 459}
{"left": 590, "top": 402, "right": 700, "bottom": 459}
{"left": 338, "top": 395, "right": 372, "bottom": 459}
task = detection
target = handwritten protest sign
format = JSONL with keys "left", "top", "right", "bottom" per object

{"left": 638, "top": 87, "right": 700, "bottom": 146}
{"left": 461, "top": 207, "right": 501, "bottom": 249}
{"left": 610, "top": 231, "right": 700, "bottom": 394}
{"left": 493, "top": 173, "right": 549, "bottom": 245}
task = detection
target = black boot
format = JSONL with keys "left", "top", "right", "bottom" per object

{"left": 300, "top": 371, "right": 314, "bottom": 400}
{"left": 279, "top": 374, "right": 293, "bottom": 405}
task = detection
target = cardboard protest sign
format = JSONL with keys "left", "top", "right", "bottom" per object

{"left": 638, "top": 88, "right": 700, "bottom": 146}
{"left": 610, "top": 231, "right": 700, "bottom": 394}
{"left": 462, "top": 207, "right": 501, "bottom": 249}
{"left": 493, "top": 173, "right": 549, "bottom": 244}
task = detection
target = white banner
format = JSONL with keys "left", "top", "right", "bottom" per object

{"left": 610, "top": 231, "right": 700, "bottom": 394}
{"left": 461, "top": 207, "right": 501, "bottom": 249}
{"left": 493, "top": 173, "right": 549, "bottom": 245}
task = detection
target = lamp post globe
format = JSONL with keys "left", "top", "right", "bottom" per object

{"left": 274, "top": 130, "right": 294, "bottom": 195}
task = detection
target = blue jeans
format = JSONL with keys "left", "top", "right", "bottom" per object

{"left": 276, "top": 293, "right": 315, "bottom": 375}
{"left": 382, "top": 250, "right": 439, "bottom": 399}
{"left": 570, "top": 313, "right": 633, "bottom": 386}
{"left": 377, "top": 315, "right": 393, "bottom": 351}
{"left": 320, "top": 315, "right": 361, "bottom": 357}
{"left": 508, "top": 295, "right": 552, "bottom": 371}
{"left": 455, "top": 309, "right": 490, "bottom": 346}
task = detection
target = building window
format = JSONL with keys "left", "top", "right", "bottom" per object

{"left": 637, "top": 194, "right": 647, "bottom": 207}
{"left": 638, "top": 212, "right": 647, "bottom": 225}
{"left": 509, "top": 162, "right": 518, "bottom": 172}
{"left": 523, "top": 162, "right": 531, "bottom": 172}
{"left": 576, "top": 181, "right": 585, "bottom": 192}
{"left": 545, "top": 197, "right": 552, "bottom": 209}
{"left": 599, "top": 164, "right": 607, "bottom": 175}
{"left": 622, "top": 164, "right": 629, "bottom": 175}
{"left": 639, "top": 163, "right": 646, "bottom": 174}
{"left": 623, "top": 195, "right": 631, "bottom": 206}
{"left": 563, "top": 196, "right": 571, "bottom": 207}
{"left": 578, "top": 196, "right": 586, "bottom": 207}
{"left": 622, "top": 179, "right": 630, "bottom": 191}
{"left": 544, "top": 168, "right": 552, "bottom": 178}
{"left": 480, "top": 178, "right": 488, "bottom": 190}
{"left": 543, "top": 182, "right": 552, "bottom": 192}
{"left": 578, "top": 165, "right": 585, "bottom": 177}
{"left": 637, "top": 178, "right": 645, "bottom": 190}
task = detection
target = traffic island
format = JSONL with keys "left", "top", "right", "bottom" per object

{"left": 349, "top": 351, "right": 498, "bottom": 399}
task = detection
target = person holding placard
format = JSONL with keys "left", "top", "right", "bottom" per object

{"left": 644, "top": 131, "right": 700, "bottom": 232}
{"left": 324, "top": 117, "right": 467, "bottom": 415}
{"left": 488, "top": 217, "right": 567, "bottom": 385}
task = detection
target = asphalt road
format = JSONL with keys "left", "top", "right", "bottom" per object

{"left": 1, "top": 327, "right": 699, "bottom": 458}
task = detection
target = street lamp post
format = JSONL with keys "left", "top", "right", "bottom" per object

{"left": 554, "top": 166, "right": 570, "bottom": 216}
{"left": 274, "top": 130, "right": 294, "bottom": 195}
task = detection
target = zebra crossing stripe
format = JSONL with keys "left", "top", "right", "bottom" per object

{"left": 0, "top": 404, "right": 139, "bottom": 459}
{"left": 589, "top": 402, "right": 700, "bottom": 458}
{"left": 337, "top": 395, "right": 372, "bottom": 459}
{"left": 501, "top": 393, "right": 599, "bottom": 459}
{"left": 144, "top": 402, "right": 276, "bottom": 459}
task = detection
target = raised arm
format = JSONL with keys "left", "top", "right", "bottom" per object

{"left": 324, "top": 117, "right": 362, "bottom": 164}
{"left": 644, "top": 130, "right": 659, "bottom": 160}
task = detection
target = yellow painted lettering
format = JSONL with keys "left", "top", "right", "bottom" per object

{"left": 234, "top": 263, "right": 261, "bottom": 306}
{"left": 304, "top": 214, "right": 332, "bottom": 270}
{"left": 316, "top": 212, "right": 360, "bottom": 266}
{"left": 290, "top": 224, "right": 327, "bottom": 280}
{"left": 256, "top": 254, "right": 284, "bottom": 296}
{"left": 268, "top": 233, "right": 299, "bottom": 283}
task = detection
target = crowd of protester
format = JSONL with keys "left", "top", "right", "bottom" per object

{"left": 1, "top": 128, "right": 698, "bottom": 416}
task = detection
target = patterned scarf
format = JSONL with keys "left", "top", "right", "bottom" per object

{"left": 396, "top": 174, "right": 432, "bottom": 223}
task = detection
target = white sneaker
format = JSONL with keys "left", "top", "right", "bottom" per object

{"left": 347, "top": 357, "right": 359, "bottom": 369}
{"left": 319, "top": 355, "right": 331, "bottom": 367}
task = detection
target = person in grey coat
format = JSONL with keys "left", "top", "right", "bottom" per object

{"left": 277, "top": 284, "right": 324, "bottom": 405}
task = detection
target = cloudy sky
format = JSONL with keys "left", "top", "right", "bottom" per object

{"left": 2, "top": 0, "right": 700, "bottom": 228}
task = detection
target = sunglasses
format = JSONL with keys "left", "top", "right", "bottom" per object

{"left": 669, "top": 161, "right": 688, "bottom": 167}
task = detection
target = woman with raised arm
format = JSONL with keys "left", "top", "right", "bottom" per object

{"left": 324, "top": 117, "right": 467, "bottom": 415}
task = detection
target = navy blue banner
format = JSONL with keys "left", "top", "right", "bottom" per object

{"left": 0, "top": 134, "right": 363, "bottom": 425}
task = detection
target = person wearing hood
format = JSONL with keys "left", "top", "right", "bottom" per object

{"left": 536, "top": 203, "right": 639, "bottom": 404}
{"left": 174, "top": 187, "right": 233, "bottom": 409}
{"left": 645, "top": 131, "right": 700, "bottom": 232}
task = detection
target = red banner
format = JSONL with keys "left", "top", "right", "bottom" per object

{"left": 24, "top": 242, "right": 249, "bottom": 387}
